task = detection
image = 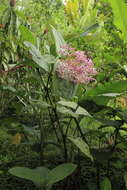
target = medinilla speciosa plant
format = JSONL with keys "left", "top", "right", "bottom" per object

{"left": 9, "top": 163, "right": 77, "bottom": 190}
{"left": 51, "top": 26, "right": 97, "bottom": 99}
{"left": 54, "top": 44, "right": 97, "bottom": 98}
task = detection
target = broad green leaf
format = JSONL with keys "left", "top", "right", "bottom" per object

{"left": 85, "top": 80, "right": 127, "bottom": 96}
{"left": 20, "top": 25, "right": 36, "bottom": 45}
{"left": 80, "top": 80, "right": 127, "bottom": 105}
{"left": 53, "top": 76, "right": 76, "bottom": 98}
{"left": 47, "top": 163, "right": 77, "bottom": 185}
{"left": 9, "top": 167, "right": 50, "bottom": 187}
{"left": 58, "top": 100, "right": 77, "bottom": 109}
{"left": 101, "top": 177, "right": 112, "bottom": 190}
{"left": 51, "top": 26, "right": 66, "bottom": 55}
{"left": 0, "top": 4, "right": 6, "bottom": 12}
{"left": 108, "top": 0, "right": 127, "bottom": 43}
{"left": 68, "top": 137, "right": 93, "bottom": 161}
{"left": 57, "top": 106, "right": 77, "bottom": 117}
{"left": 58, "top": 100, "right": 91, "bottom": 117}
{"left": 24, "top": 41, "right": 49, "bottom": 72}
{"left": 15, "top": 10, "right": 26, "bottom": 21}
{"left": 76, "top": 106, "right": 92, "bottom": 117}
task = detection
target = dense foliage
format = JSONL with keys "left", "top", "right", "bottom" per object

{"left": 1, "top": 0, "right": 127, "bottom": 190}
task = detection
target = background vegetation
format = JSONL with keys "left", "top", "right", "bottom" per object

{"left": 1, "top": 0, "right": 127, "bottom": 190}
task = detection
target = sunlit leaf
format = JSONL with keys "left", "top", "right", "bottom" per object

{"left": 108, "top": 0, "right": 127, "bottom": 42}
{"left": 68, "top": 137, "right": 93, "bottom": 161}
{"left": 51, "top": 26, "right": 66, "bottom": 55}
{"left": 58, "top": 100, "right": 91, "bottom": 117}
{"left": 20, "top": 25, "right": 36, "bottom": 45}
{"left": 24, "top": 41, "right": 49, "bottom": 72}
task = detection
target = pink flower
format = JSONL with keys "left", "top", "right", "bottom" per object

{"left": 57, "top": 45, "right": 97, "bottom": 84}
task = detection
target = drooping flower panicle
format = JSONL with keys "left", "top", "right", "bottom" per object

{"left": 57, "top": 45, "right": 97, "bottom": 84}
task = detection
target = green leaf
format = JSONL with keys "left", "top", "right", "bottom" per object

{"left": 76, "top": 106, "right": 92, "bottom": 117}
{"left": 58, "top": 100, "right": 77, "bottom": 109}
{"left": 68, "top": 137, "right": 93, "bottom": 161}
{"left": 80, "top": 9, "right": 97, "bottom": 31}
{"left": 0, "top": 4, "right": 6, "bottom": 12}
{"left": 101, "top": 177, "right": 112, "bottom": 190}
{"left": 108, "top": 0, "right": 127, "bottom": 43}
{"left": 31, "top": 100, "right": 50, "bottom": 109}
{"left": 81, "top": 80, "right": 127, "bottom": 105}
{"left": 24, "top": 41, "right": 49, "bottom": 72}
{"left": 57, "top": 106, "right": 77, "bottom": 117}
{"left": 20, "top": 25, "right": 36, "bottom": 45}
{"left": 15, "top": 10, "right": 26, "bottom": 21}
{"left": 9, "top": 164, "right": 76, "bottom": 188}
{"left": 86, "top": 80, "right": 127, "bottom": 96}
{"left": 51, "top": 26, "right": 66, "bottom": 55}
{"left": 53, "top": 76, "right": 76, "bottom": 98}
{"left": 97, "top": 118, "right": 123, "bottom": 128}
{"left": 58, "top": 100, "right": 91, "bottom": 117}
{"left": 97, "top": 93, "right": 121, "bottom": 97}
{"left": 9, "top": 167, "right": 50, "bottom": 187}
{"left": 81, "top": 23, "right": 99, "bottom": 36}
{"left": 118, "top": 109, "right": 127, "bottom": 122}
{"left": 47, "top": 163, "right": 77, "bottom": 185}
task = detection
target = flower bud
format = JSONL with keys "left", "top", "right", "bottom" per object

{"left": 10, "top": 0, "right": 16, "bottom": 7}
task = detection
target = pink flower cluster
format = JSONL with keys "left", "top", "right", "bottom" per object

{"left": 57, "top": 45, "right": 97, "bottom": 84}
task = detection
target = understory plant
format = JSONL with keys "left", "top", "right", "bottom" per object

{"left": 9, "top": 163, "right": 77, "bottom": 190}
